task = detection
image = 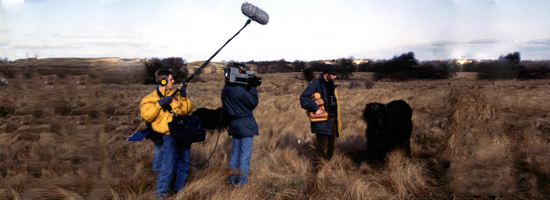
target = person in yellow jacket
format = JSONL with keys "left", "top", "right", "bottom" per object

{"left": 140, "top": 69, "right": 193, "bottom": 199}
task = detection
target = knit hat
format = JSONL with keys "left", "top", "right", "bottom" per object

{"left": 323, "top": 64, "right": 339, "bottom": 75}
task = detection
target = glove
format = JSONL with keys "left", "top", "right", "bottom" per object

{"left": 179, "top": 84, "right": 187, "bottom": 97}
{"left": 248, "top": 76, "right": 262, "bottom": 87}
{"left": 157, "top": 96, "right": 172, "bottom": 107}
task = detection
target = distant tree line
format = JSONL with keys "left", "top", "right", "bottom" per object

{"left": 1, "top": 53, "right": 549, "bottom": 83}
{"left": 367, "top": 52, "right": 451, "bottom": 81}
{"left": 146, "top": 53, "right": 550, "bottom": 82}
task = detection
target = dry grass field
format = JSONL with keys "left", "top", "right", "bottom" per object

{"left": 1, "top": 72, "right": 549, "bottom": 199}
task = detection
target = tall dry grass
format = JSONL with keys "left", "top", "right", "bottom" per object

{"left": 0, "top": 72, "right": 549, "bottom": 199}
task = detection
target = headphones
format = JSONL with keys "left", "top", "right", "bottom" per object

{"left": 160, "top": 77, "right": 168, "bottom": 86}
{"left": 155, "top": 69, "right": 174, "bottom": 86}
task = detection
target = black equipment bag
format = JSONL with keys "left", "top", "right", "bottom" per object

{"left": 146, "top": 131, "right": 165, "bottom": 145}
{"left": 168, "top": 114, "right": 206, "bottom": 144}
{"left": 144, "top": 122, "right": 164, "bottom": 145}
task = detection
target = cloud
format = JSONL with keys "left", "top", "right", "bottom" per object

{"left": 54, "top": 33, "right": 136, "bottom": 39}
{"left": 94, "top": 0, "right": 121, "bottom": 4}
{"left": 75, "top": 38, "right": 148, "bottom": 47}
{"left": 24, "top": 0, "right": 47, "bottom": 3}
{"left": 526, "top": 36, "right": 550, "bottom": 45}
{"left": 453, "top": 0, "right": 496, "bottom": 6}
{"left": 0, "top": 40, "right": 9, "bottom": 47}
{"left": 10, "top": 38, "right": 147, "bottom": 50}
{"left": 428, "top": 39, "right": 460, "bottom": 48}
{"left": 468, "top": 38, "right": 499, "bottom": 45}
{"left": 513, "top": 36, "right": 550, "bottom": 54}
{"left": 9, "top": 35, "right": 149, "bottom": 49}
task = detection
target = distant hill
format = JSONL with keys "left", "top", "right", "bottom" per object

{"left": 0, "top": 57, "right": 147, "bottom": 84}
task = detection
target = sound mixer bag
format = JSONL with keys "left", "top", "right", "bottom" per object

{"left": 306, "top": 92, "right": 328, "bottom": 122}
{"left": 168, "top": 114, "right": 206, "bottom": 145}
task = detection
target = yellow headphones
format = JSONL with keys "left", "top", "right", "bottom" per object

{"left": 156, "top": 69, "right": 173, "bottom": 86}
{"left": 160, "top": 77, "right": 168, "bottom": 86}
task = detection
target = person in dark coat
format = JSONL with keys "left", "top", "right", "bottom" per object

{"left": 221, "top": 66, "right": 260, "bottom": 186}
{"left": 300, "top": 64, "right": 342, "bottom": 163}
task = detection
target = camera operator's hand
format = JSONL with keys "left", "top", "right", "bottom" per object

{"left": 157, "top": 96, "right": 173, "bottom": 107}
{"left": 248, "top": 76, "right": 262, "bottom": 87}
{"left": 178, "top": 83, "right": 188, "bottom": 97}
{"left": 315, "top": 109, "right": 324, "bottom": 118}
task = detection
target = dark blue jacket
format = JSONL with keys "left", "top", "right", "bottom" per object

{"left": 300, "top": 74, "right": 341, "bottom": 136}
{"left": 221, "top": 84, "right": 259, "bottom": 138}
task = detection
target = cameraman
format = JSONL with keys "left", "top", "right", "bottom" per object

{"left": 139, "top": 69, "right": 193, "bottom": 199}
{"left": 300, "top": 64, "right": 342, "bottom": 165}
{"left": 221, "top": 63, "right": 260, "bottom": 186}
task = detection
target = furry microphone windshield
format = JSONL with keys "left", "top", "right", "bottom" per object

{"left": 241, "top": 2, "right": 269, "bottom": 25}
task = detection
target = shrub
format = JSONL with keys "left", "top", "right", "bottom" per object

{"left": 302, "top": 67, "right": 316, "bottom": 82}
{"left": 373, "top": 52, "right": 449, "bottom": 81}
{"left": 335, "top": 57, "right": 356, "bottom": 80}
{"left": 517, "top": 60, "right": 550, "bottom": 80}
{"left": 292, "top": 60, "right": 306, "bottom": 72}
{"left": 143, "top": 57, "right": 188, "bottom": 84}
{"left": 462, "top": 61, "right": 478, "bottom": 72}
{"left": 477, "top": 52, "right": 521, "bottom": 80}
{"left": 307, "top": 61, "right": 325, "bottom": 72}
{"left": 267, "top": 59, "right": 292, "bottom": 73}
{"left": 358, "top": 61, "right": 375, "bottom": 72}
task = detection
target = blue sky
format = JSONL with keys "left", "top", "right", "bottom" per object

{"left": 1, "top": 0, "right": 549, "bottom": 61}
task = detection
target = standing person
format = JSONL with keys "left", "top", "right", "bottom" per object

{"left": 140, "top": 69, "right": 193, "bottom": 199}
{"left": 221, "top": 64, "right": 260, "bottom": 186}
{"left": 300, "top": 64, "right": 342, "bottom": 164}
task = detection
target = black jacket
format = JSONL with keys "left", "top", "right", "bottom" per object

{"left": 221, "top": 84, "right": 259, "bottom": 138}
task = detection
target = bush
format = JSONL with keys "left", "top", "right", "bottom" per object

{"left": 358, "top": 61, "right": 375, "bottom": 72}
{"left": 517, "top": 60, "right": 550, "bottom": 80}
{"left": 249, "top": 61, "right": 269, "bottom": 74}
{"left": 477, "top": 52, "right": 521, "bottom": 80}
{"left": 373, "top": 52, "right": 450, "bottom": 81}
{"left": 292, "top": 60, "right": 306, "bottom": 72}
{"left": 267, "top": 59, "right": 292, "bottom": 73}
{"left": 462, "top": 61, "right": 477, "bottom": 72}
{"left": 335, "top": 57, "right": 356, "bottom": 80}
{"left": 307, "top": 61, "right": 325, "bottom": 72}
{"left": 302, "top": 67, "right": 316, "bottom": 82}
{"left": 143, "top": 57, "right": 188, "bottom": 84}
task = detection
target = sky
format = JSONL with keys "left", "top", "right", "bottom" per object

{"left": 0, "top": 0, "right": 549, "bottom": 62}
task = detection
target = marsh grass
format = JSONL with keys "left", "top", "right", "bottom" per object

{"left": 0, "top": 73, "right": 549, "bottom": 199}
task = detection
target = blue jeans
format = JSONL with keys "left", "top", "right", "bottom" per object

{"left": 153, "top": 143, "right": 162, "bottom": 172}
{"left": 155, "top": 135, "right": 190, "bottom": 199}
{"left": 228, "top": 136, "right": 253, "bottom": 185}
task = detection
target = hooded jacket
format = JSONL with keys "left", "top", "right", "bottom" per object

{"left": 300, "top": 74, "right": 342, "bottom": 137}
{"left": 221, "top": 84, "right": 259, "bottom": 138}
{"left": 140, "top": 88, "right": 193, "bottom": 135}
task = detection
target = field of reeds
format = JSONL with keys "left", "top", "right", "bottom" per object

{"left": 1, "top": 72, "right": 549, "bottom": 199}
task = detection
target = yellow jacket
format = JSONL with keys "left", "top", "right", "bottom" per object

{"left": 140, "top": 89, "right": 193, "bottom": 135}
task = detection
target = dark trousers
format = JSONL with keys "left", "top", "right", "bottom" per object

{"left": 315, "top": 118, "right": 337, "bottom": 160}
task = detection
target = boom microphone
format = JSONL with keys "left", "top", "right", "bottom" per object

{"left": 241, "top": 2, "right": 269, "bottom": 25}
{"left": 170, "top": 2, "right": 269, "bottom": 97}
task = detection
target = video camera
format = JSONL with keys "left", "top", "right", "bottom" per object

{"left": 224, "top": 63, "right": 262, "bottom": 87}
